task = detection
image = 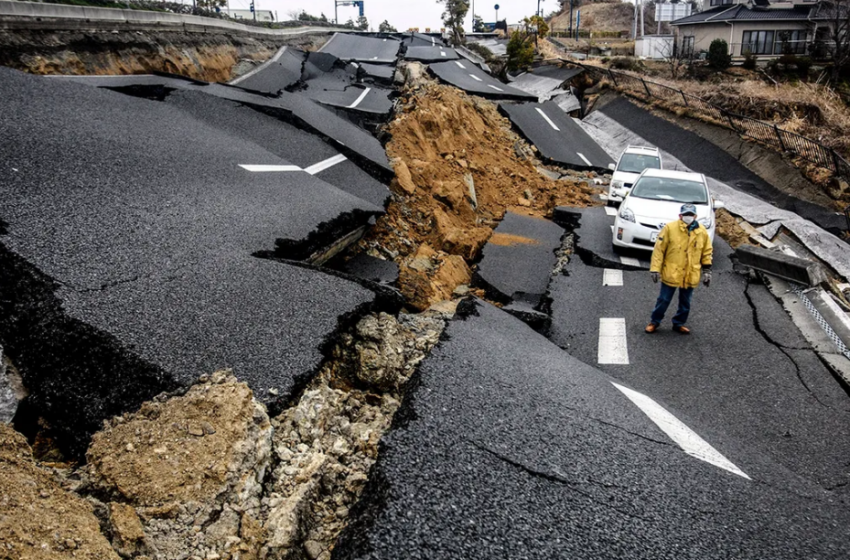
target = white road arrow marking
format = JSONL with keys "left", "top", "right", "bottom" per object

{"left": 347, "top": 88, "right": 372, "bottom": 109}
{"left": 598, "top": 318, "right": 629, "bottom": 365}
{"left": 304, "top": 154, "right": 348, "bottom": 175}
{"left": 535, "top": 108, "right": 561, "bottom": 131}
{"left": 612, "top": 383, "right": 750, "bottom": 479}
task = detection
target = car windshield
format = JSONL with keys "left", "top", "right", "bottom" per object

{"left": 630, "top": 176, "right": 708, "bottom": 204}
{"left": 617, "top": 153, "right": 661, "bottom": 174}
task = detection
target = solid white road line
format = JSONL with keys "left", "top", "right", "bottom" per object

{"left": 576, "top": 152, "right": 593, "bottom": 166}
{"left": 603, "top": 269, "right": 624, "bottom": 287}
{"left": 455, "top": 61, "right": 467, "bottom": 69}
{"left": 239, "top": 165, "right": 302, "bottom": 172}
{"left": 612, "top": 383, "right": 750, "bottom": 479}
{"left": 347, "top": 88, "right": 372, "bottom": 109}
{"left": 229, "top": 47, "right": 286, "bottom": 85}
{"left": 431, "top": 37, "right": 436, "bottom": 45}
{"left": 598, "top": 318, "right": 629, "bottom": 365}
{"left": 487, "top": 84, "right": 504, "bottom": 92}
{"left": 604, "top": 206, "right": 618, "bottom": 216}
{"left": 304, "top": 154, "right": 348, "bottom": 175}
{"left": 469, "top": 74, "right": 483, "bottom": 82}
{"left": 535, "top": 108, "right": 561, "bottom": 132}
{"left": 620, "top": 256, "right": 641, "bottom": 267}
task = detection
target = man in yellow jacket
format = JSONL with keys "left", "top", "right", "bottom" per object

{"left": 645, "top": 204, "right": 713, "bottom": 335}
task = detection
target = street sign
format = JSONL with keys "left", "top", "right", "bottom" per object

{"left": 494, "top": 4, "right": 499, "bottom": 9}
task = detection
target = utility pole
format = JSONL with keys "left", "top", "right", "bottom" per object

{"left": 569, "top": 0, "right": 574, "bottom": 38}
{"left": 640, "top": 0, "right": 645, "bottom": 38}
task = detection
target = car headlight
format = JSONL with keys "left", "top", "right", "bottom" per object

{"left": 699, "top": 217, "right": 712, "bottom": 228}
{"left": 619, "top": 207, "right": 636, "bottom": 223}
{"left": 611, "top": 180, "right": 624, "bottom": 189}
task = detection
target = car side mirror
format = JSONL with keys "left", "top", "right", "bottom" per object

{"left": 714, "top": 200, "right": 725, "bottom": 210}
{"left": 608, "top": 163, "right": 616, "bottom": 171}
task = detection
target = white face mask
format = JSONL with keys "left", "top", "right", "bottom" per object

{"left": 682, "top": 215, "right": 695, "bottom": 225}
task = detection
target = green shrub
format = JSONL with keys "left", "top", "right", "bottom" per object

{"left": 601, "top": 57, "right": 611, "bottom": 64}
{"left": 506, "top": 31, "right": 535, "bottom": 71}
{"left": 707, "top": 39, "right": 732, "bottom": 70}
{"left": 742, "top": 50, "right": 756, "bottom": 70}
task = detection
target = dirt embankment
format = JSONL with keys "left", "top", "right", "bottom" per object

{"left": 549, "top": 0, "right": 655, "bottom": 35}
{"left": 0, "top": 28, "right": 327, "bottom": 81}
{"left": 358, "top": 66, "right": 601, "bottom": 310}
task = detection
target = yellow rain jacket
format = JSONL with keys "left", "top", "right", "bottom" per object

{"left": 650, "top": 220, "right": 713, "bottom": 289}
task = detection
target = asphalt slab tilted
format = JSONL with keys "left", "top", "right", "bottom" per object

{"left": 429, "top": 60, "right": 537, "bottom": 101}
{"left": 403, "top": 46, "right": 459, "bottom": 62}
{"left": 0, "top": 67, "right": 387, "bottom": 456}
{"left": 501, "top": 100, "right": 614, "bottom": 171}
{"left": 554, "top": 206, "right": 651, "bottom": 270}
{"left": 335, "top": 300, "right": 850, "bottom": 559}
{"left": 475, "top": 211, "right": 564, "bottom": 306}
{"left": 319, "top": 32, "right": 401, "bottom": 63}
{"left": 229, "top": 47, "right": 305, "bottom": 95}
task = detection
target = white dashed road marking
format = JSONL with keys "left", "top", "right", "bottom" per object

{"left": 487, "top": 84, "right": 504, "bottom": 92}
{"left": 535, "top": 108, "right": 561, "bottom": 131}
{"left": 455, "top": 61, "right": 467, "bottom": 69}
{"left": 440, "top": 50, "right": 447, "bottom": 57}
{"left": 239, "top": 165, "right": 301, "bottom": 172}
{"left": 612, "top": 383, "right": 751, "bottom": 479}
{"left": 576, "top": 152, "right": 592, "bottom": 166}
{"left": 469, "top": 74, "right": 483, "bottom": 82}
{"left": 598, "top": 318, "right": 629, "bottom": 365}
{"left": 303, "top": 154, "right": 348, "bottom": 175}
{"left": 603, "top": 269, "right": 624, "bottom": 287}
{"left": 604, "top": 206, "right": 618, "bottom": 216}
{"left": 620, "top": 256, "right": 641, "bottom": 267}
{"left": 347, "top": 88, "right": 371, "bottom": 109}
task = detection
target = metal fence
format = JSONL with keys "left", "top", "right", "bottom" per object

{"left": 574, "top": 62, "right": 850, "bottom": 177}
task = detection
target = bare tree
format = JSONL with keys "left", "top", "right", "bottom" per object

{"left": 822, "top": 0, "right": 850, "bottom": 79}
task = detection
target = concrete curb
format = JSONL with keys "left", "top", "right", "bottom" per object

{"left": 736, "top": 241, "right": 827, "bottom": 287}
{"left": 0, "top": 0, "right": 345, "bottom": 36}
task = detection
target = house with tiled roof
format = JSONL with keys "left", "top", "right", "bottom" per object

{"left": 670, "top": 0, "right": 842, "bottom": 60}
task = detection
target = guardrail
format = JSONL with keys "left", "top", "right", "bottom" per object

{"left": 0, "top": 0, "right": 347, "bottom": 36}
{"left": 573, "top": 60, "right": 850, "bottom": 178}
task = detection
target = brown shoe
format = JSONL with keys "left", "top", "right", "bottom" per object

{"left": 673, "top": 325, "right": 691, "bottom": 335}
{"left": 645, "top": 323, "right": 658, "bottom": 333}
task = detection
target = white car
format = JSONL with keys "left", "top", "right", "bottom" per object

{"left": 613, "top": 169, "right": 724, "bottom": 251}
{"left": 608, "top": 146, "right": 662, "bottom": 204}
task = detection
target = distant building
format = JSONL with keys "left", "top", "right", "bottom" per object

{"left": 228, "top": 9, "right": 274, "bottom": 22}
{"left": 671, "top": 0, "right": 839, "bottom": 60}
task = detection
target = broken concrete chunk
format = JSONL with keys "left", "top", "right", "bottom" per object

{"left": 393, "top": 158, "right": 417, "bottom": 195}
{"left": 0, "top": 424, "right": 120, "bottom": 559}
{"left": 0, "top": 348, "right": 26, "bottom": 424}
{"left": 400, "top": 246, "right": 473, "bottom": 311}
{"left": 85, "top": 371, "right": 273, "bottom": 560}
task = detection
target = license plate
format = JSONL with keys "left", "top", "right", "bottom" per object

{"left": 650, "top": 232, "right": 659, "bottom": 243}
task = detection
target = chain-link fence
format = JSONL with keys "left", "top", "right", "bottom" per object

{"left": 573, "top": 61, "right": 850, "bottom": 179}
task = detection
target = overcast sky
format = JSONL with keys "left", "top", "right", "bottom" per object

{"left": 224, "top": 0, "right": 562, "bottom": 31}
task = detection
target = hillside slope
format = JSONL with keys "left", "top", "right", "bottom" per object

{"left": 549, "top": 0, "right": 656, "bottom": 35}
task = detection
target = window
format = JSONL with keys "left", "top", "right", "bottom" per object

{"left": 774, "top": 30, "right": 806, "bottom": 54}
{"left": 682, "top": 36, "right": 695, "bottom": 58}
{"left": 742, "top": 30, "right": 775, "bottom": 55}
{"left": 617, "top": 154, "right": 661, "bottom": 174}
{"left": 631, "top": 177, "right": 709, "bottom": 204}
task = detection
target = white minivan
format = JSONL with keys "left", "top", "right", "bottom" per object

{"left": 608, "top": 146, "right": 662, "bottom": 204}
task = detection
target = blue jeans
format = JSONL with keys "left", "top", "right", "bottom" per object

{"left": 650, "top": 283, "right": 694, "bottom": 327}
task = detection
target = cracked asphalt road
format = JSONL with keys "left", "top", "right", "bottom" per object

{"left": 548, "top": 231, "right": 850, "bottom": 494}
{"left": 0, "top": 67, "right": 387, "bottom": 455}
{"left": 337, "top": 300, "right": 850, "bottom": 559}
